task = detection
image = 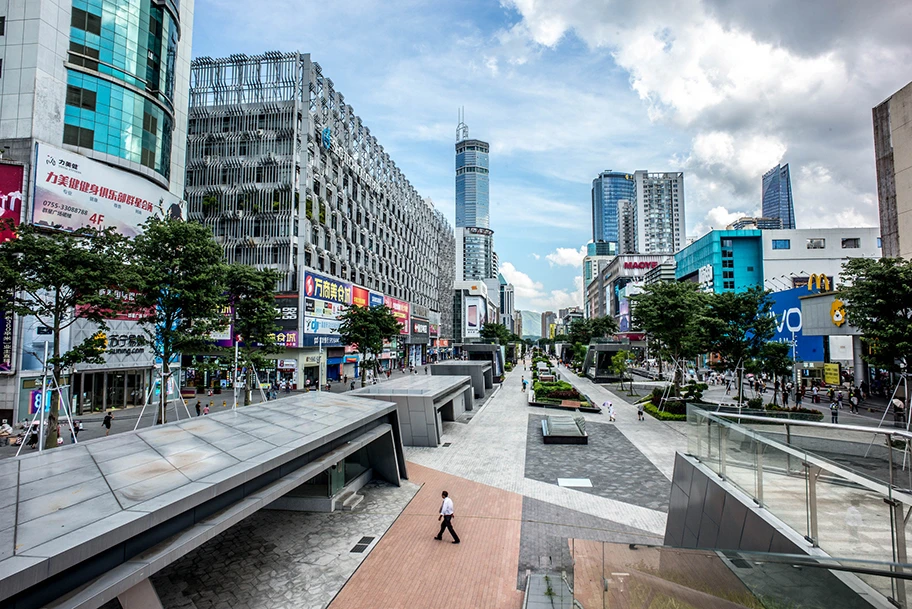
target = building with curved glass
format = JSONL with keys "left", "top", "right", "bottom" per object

{"left": 455, "top": 138, "right": 490, "bottom": 229}
{"left": 0, "top": 0, "right": 192, "bottom": 196}
{"left": 591, "top": 170, "right": 636, "bottom": 253}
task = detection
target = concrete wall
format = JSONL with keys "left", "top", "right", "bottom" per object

{"left": 431, "top": 362, "right": 492, "bottom": 400}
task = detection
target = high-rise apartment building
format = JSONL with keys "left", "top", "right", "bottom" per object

{"left": 761, "top": 164, "right": 796, "bottom": 230}
{"left": 541, "top": 311, "right": 556, "bottom": 339}
{"left": 499, "top": 274, "right": 515, "bottom": 333}
{"left": 634, "top": 170, "right": 685, "bottom": 254}
{"left": 591, "top": 170, "right": 636, "bottom": 254}
{"left": 187, "top": 53, "right": 454, "bottom": 381}
{"left": 0, "top": 0, "right": 194, "bottom": 419}
{"left": 874, "top": 80, "right": 912, "bottom": 259}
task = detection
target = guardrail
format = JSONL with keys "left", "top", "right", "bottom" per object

{"left": 688, "top": 405, "right": 912, "bottom": 607}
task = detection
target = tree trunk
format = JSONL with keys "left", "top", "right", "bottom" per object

{"left": 361, "top": 349, "right": 368, "bottom": 388}
{"left": 158, "top": 361, "right": 169, "bottom": 425}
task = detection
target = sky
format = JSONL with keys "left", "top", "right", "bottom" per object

{"left": 192, "top": 0, "right": 912, "bottom": 314}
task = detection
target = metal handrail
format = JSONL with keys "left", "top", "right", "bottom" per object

{"left": 692, "top": 409, "right": 912, "bottom": 505}
{"left": 706, "top": 411, "right": 912, "bottom": 442}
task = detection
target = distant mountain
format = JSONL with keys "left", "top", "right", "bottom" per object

{"left": 520, "top": 310, "right": 542, "bottom": 339}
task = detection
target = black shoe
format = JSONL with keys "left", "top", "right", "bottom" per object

{"left": 434, "top": 536, "right": 442, "bottom": 541}
{"left": 452, "top": 540, "right": 460, "bottom": 544}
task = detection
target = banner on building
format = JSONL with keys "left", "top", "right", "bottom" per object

{"left": 303, "top": 271, "right": 351, "bottom": 307}
{"left": 385, "top": 296, "right": 410, "bottom": 335}
{"left": 351, "top": 286, "right": 370, "bottom": 308}
{"left": 32, "top": 142, "right": 182, "bottom": 237}
{"left": 369, "top": 292, "right": 384, "bottom": 308}
{"left": 464, "top": 296, "right": 484, "bottom": 338}
{"left": 71, "top": 318, "right": 151, "bottom": 370}
{"left": 0, "top": 309, "right": 12, "bottom": 372}
{"left": 768, "top": 287, "right": 825, "bottom": 362}
{"left": 1, "top": 162, "right": 26, "bottom": 242}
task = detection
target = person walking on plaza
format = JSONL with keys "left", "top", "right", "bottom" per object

{"left": 850, "top": 392, "right": 859, "bottom": 414}
{"left": 831, "top": 400, "right": 839, "bottom": 424}
{"left": 203, "top": 404, "right": 210, "bottom": 415}
{"left": 195, "top": 400, "right": 201, "bottom": 416}
{"left": 434, "top": 490, "right": 460, "bottom": 544}
{"left": 522, "top": 378, "right": 528, "bottom": 393}
{"left": 350, "top": 381, "right": 355, "bottom": 391}
{"left": 637, "top": 403, "right": 644, "bottom": 421}
{"left": 102, "top": 411, "right": 113, "bottom": 436}
{"left": 606, "top": 402, "right": 615, "bottom": 422}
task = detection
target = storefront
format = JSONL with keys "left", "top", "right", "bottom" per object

{"left": 408, "top": 315, "right": 430, "bottom": 367}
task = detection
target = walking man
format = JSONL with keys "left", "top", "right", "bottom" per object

{"left": 195, "top": 400, "right": 202, "bottom": 416}
{"left": 434, "top": 490, "right": 460, "bottom": 544}
{"left": 102, "top": 411, "right": 113, "bottom": 436}
{"left": 831, "top": 401, "right": 839, "bottom": 424}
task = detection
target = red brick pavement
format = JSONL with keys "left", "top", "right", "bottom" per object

{"left": 328, "top": 462, "right": 525, "bottom": 609}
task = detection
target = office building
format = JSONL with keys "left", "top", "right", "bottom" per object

{"left": 675, "top": 230, "right": 763, "bottom": 293}
{"left": 598, "top": 254, "right": 673, "bottom": 317}
{"left": 634, "top": 170, "right": 685, "bottom": 254}
{"left": 728, "top": 216, "right": 783, "bottom": 230}
{"left": 591, "top": 170, "right": 635, "bottom": 253}
{"left": 186, "top": 53, "right": 454, "bottom": 383}
{"left": 541, "top": 311, "right": 556, "bottom": 339}
{"left": 499, "top": 274, "right": 515, "bottom": 333}
{"left": 761, "top": 164, "right": 796, "bottom": 230}
{"left": 874, "top": 80, "right": 912, "bottom": 259}
{"left": 455, "top": 116, "right": 495, "bottom": 282}
{"left": 0, "top": 0, "right": 194, "bottom": 420}
{"left": 514, "top": 310, "right": 523, "bottom": 339}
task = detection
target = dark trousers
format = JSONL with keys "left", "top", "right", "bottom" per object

{"left": 437, "top": 515, "right": 459, "bottom": 542}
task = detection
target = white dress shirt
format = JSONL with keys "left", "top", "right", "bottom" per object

{"left": 440, "top": 497, "right": 454, "bottom": 516}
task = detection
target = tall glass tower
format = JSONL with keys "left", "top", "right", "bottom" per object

{"left": 455, "top": 116, "right": 494, "bottom": 280}
{"left": 762, "top": 164, "right": 796, "bottom": 229}
{"left": 592, "top": 170, "right": 636, "bottom": 253}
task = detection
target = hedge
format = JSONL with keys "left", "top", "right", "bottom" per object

{"left": 644, "top": 401, "right": 687, "bottom": 421}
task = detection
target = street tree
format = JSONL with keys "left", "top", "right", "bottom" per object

{"left": 225, "top": 264, "right": 281, "bottom": 405}
{"left": 0, "top": 222, "right": 130, "bottom": 447}
{"left": 337, "top": 304, "right": 401, "bottom": 387}
{"left": 632, "top": 282, "right": 710, "bottom": 390}
{"left": 612, "top": 350, "right": 630, "bottom": 391}
{"left": 480, "top": 322, "right": 513, "bottom": 344}
{"left": 839, "top": 257, "right": 912, "bottom": 375}
{"left": 705, "top": 287, "right": 776, "bottom": 401}
{"left": 128, "top": 218, "right": 228, "bottom": 423}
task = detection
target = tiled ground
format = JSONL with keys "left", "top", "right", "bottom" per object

{"left": 524, "top": 414, "right": 671, "bottom": 511}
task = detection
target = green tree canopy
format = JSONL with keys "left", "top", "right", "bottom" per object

{"left": 225, "top": 264, "right": 281, "bottom": 404}
{"left": 338, "top": 304, "right": 401, "bottom": 387}
{"left": 128, "top": 218, "right": 228, "bottom": 422}
{"left": 480, "top": 322, "right": 514, "bottom": 344}
{"left": 705, "top": 287, "right": 776, "bottom": 401}
{"left": 632, "top": 281, "right": 710, "bottom": 388}
{"left": 839, "top": 257, "right": 912, "bottom": 373}
{"left": 0, "top": 222, "right": 130, "bottom": 447}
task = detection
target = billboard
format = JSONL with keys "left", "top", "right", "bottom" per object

{"left": 32, "top": 142, "right": 182, "bottom": 237}
{"left": 303, "top": 271, "right": 351, "bottom": 308}
{"left": 20, "top": 315, "right": 72, "bottom": 372}
{"left": 70, "top": 318, "right": 151, "bottom": 370}
{"left": 464, "top": 296, "right": 485, "bottom": 338}
{"left": 303, "top": 271, "right": 350, "bottom": 345}
{"left": 369, "top": 292, "right": 384, "bottom": 308}
{"left": 769, "top": 287, "right": 825, "bottom": 362}
{"left": 351, "top": 286, "right": 370, "bottom": 308}
{"left": 0, "top": 309, "right": 12, "bottom": 372}
{"left": 410, "top": 318, "right": 430, "bottom": 342}
{"left": 1, "top": 162, "right": 25, "bottom": 242}
{"left": 385, "top": 296, "right": 410, "bottom": 335}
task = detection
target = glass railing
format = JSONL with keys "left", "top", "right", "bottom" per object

{"left": 686, "top": 405, "right": 912, "bottom": 606}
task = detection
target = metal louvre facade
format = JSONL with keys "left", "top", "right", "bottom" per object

{"left": 186, "top": 52, "right": 455, "bottom": 336}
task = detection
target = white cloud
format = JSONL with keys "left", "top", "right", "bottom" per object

{"left": 531, "top": 253, "right": 541, "bottom": 260}
{"left": 545, "top": 246, "right": 586, "bottom": 267}
{"left": 501, "top": 262, "right": 584, "bottom": 312}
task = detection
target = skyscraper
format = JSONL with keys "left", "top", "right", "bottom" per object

{"left": 454, "top": 115, "right": 495, "bottom": 281}
{"left": 762, "top": 164, "right": 796, "bottom": 230}
{"left": 634, "top": 170, "right": 686, "bottom": 254}
{"left": 874, "top": 80, "right": 912, "bottom": 259}
{"left": 591, "top": 171, "right": 636, "bottom": 254}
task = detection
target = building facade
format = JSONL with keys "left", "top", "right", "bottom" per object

{"left": 0, "top": 0, "right": 194, "bottom": 421}
{"left": 675, "top": 230, "right": 763, "bottom": 293}
{"left": 761, "top": 164, "right": 796, "bottom": 230}
{"left": 499, "top": 274, "right": 515, "bottom": 333}
{"left": 591, "top": 170, "right": 635, "bottom": 253}
{"left": 729, "top": 216, "right": 783, "bottom": 230}
{"left": 454, "top": 119, "right": 495, "bottom": 282}
{"left": 874, "top": 80, "right": 912, "bottom": 259}
{"left": 634, "top": 170, "right": 685, "bottom": 254}
{"left": 598, "top": 254, "right": 674, "bottom": 318}
{"left": 186, "top": 53, "right": 454, "bottom": 384}
{"left": 761, "top": 228, "right": 881, "bottom": 290}
{"left": 541, "top": 311, "right": 556, "bottom": 340}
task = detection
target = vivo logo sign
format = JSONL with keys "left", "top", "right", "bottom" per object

{"left": 773, "top": 307, "right": 802, "bottom": 333}
{"left": 624, "top": 261, "right": 658, "bottom": 270}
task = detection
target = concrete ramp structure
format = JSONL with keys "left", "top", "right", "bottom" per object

{"left": 0, "top": 393, "right": 406, "bottom": 609}
{"left": 431, "top": 360, "right": 493, "bottom": 399}
{"left": 352, "top": 376, "right": 474, "bottom": 447}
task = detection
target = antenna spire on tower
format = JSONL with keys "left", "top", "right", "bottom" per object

{"left": 456, "top": 106, "right": 469, "bottom": 142}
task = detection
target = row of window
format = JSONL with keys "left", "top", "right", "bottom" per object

{"left": 771, "top": 237, "right": 865, "bottom": 250}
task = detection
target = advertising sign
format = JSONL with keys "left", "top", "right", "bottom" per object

{"left": 20, "top": 315, "right": 72, "bottom": 372}
{"left": 305, "top": 316, "right": 342, "bottom": 336}
{"left": 71, "top": 318, "right": 151, "bottom": 370}
{"left": 303, "top": 271, "right": 351, "bottom": 307}
{"left": 369, "top": 292, "right": 384, "bottom": 308}
{"left": 385, "top": 296, "right": 410, "bottom": 335}
{"left": 278, "top": 359, "right": 297, "bottom": 369}
{"left": 768, "top": 288, "right": 825, "bottom": 362}
{"left": 0, "top": 309, "right": 12, "bottom": 372}
{"left": 824, "top": 362, "right": 841, "bottom": 385}
{"left": 464, "top": 296, "right": 485, "bottom": 338}
{"left": 269, "top": 293, "right": 299, "bottom": 348}
{"left": 410, "top": 318, "right": 430, "bottom": 342}
{"left": 1, "top": 162, "right": 25, "bottom": 242}
{"left": 351, "top": 286, "right": 370, "bottom": 308}
{"left": 32, "top": 142, "right": 182, "bottom": 237}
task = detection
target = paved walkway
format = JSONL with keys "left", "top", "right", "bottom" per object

{"left": 328, "top": 463, "right": 525, "bottom": 609}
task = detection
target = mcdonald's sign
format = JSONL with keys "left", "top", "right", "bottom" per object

{"left": 807, "top": 274, "right": 831, "bottom": 292}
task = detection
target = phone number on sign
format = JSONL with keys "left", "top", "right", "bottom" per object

{"left": 42, "top": 201, "right": 89, "bottom": 216}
